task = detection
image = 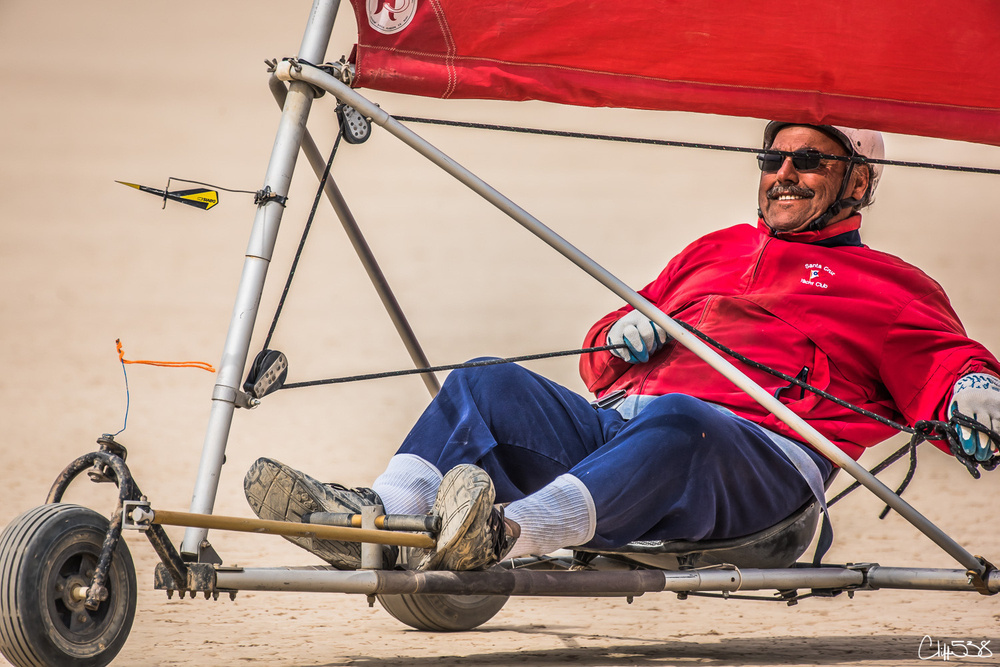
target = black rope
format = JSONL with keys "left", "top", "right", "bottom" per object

{"left": 671, "top": 316, "right": 1000, "bottom": 491}
{"left": 276, "top": 302, "right": 1000, "bottom": 492}
{"left": 827, "top": 429, "right": 920, "bottom": 513}
{"left": 678, "top": 591, "right": 821, "bottom": 604}
{"left": 261, "top": 133, "right": 343, "bottom": 351}
{"left": 393, "top": 116, "right": 1000, "bottom": 176}
{"left": 671, "top": 319, "right": 909, "bottom": 431}
{"left": 276, "top": 295, "right": 999, "bottom": 485}
{"left": 828, "top": 416, "right": 1000, "bottom": 515}
{"left": 281, "top": 344, "right": 624, "bottom": 389}
{"left": 669, "top": 318, "right": 945, "bottom": 513}
{"left": 948, "top": 411, "right": 1000, "bottom": 475}
{"left": 165, "top": 177, "right": 260, "bottom": 196}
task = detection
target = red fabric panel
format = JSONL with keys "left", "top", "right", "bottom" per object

{"left": 348, "top": 0, "right": 1000, "bottom": 146}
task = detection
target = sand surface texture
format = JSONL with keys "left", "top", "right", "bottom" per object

{"left": 3, "top": 2, "right": 1000, "bottom": 665}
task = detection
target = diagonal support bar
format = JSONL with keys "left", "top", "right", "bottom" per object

{"left": 268, "top": 74, "right": 440, "bottom": 397}
{"left": 278, "top": 61, "right": 987, "bottom": 577}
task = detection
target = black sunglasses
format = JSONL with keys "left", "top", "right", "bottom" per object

{"left": 757, "top": 149, "right": 827, "bottom": 173}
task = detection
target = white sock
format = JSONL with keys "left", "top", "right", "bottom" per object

{"left": 503, "top": 474, "right": 596, "bottom": 558}
{"left": 371, "top": 454, "right": 443, "bottom": 516}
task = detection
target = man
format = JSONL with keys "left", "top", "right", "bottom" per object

{"left": 245, "top": 122, "right": 1000, "bottom": 572}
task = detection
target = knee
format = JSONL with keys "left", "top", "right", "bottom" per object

{"left": 640, "top": 393, "right": 717, "bottom": 426}
{"left": 626, "top": 394, "right": 733, "bottom": 458}
{"left": 442, "top": 359, "right": 531, "bottom": 399}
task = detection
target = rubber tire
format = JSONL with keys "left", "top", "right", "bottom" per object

{"left": 377, "top": 591, "right": 508, "bottom": 632}
{"left": 0, "top": 504, "right": 137, "bottom": 667}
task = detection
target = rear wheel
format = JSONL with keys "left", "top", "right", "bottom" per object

{"left": 0, "top": 504, "right": 137, "bottom": 667}
{"left": 377, "top": 591, "right": 508, "bottom": 631}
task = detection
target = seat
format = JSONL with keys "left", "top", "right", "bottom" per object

{"left": 577, "top": 498, "right": 823, "bottom": 570}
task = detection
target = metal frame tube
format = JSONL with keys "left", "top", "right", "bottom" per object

{"left": 279, "top": 62, "right": 986, "bottom": 575}
{"left": 216, "top": 567, "right": 867, "bottom": 596}
{"left": 866, "top": 566, "right": 998, "bottom": 591}
{"left": 180, "top": 0, "right": 339, "bottom": 558}
{"left": 216, "top": 564, "right": 1000, "bottom": 596}
{"left": 268, "top": 74, "right": 439, "bottom": 396}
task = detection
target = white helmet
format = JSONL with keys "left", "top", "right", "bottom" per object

{"left": 763, "top": 121, "right": 885, "bottom": 208}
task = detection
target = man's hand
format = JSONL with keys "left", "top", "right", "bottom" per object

{"left": 606, "top": 310, "right": 668, "bottom": 363}
{"left": 950, "top": 373, "right": 1000, "bottom": 462}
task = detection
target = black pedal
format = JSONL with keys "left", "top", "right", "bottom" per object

{"left": 336, "top": 104, "right": 371, "bottom": 144}
{"left": 243, "top": 349, "right": 288, "bottom": 399}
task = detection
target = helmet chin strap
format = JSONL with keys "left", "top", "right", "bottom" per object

{"left": 804, "top": 161, "right": 860, "bottom": 231}
{"left": 761, "top": 161, "right": 862, "bottom": 234}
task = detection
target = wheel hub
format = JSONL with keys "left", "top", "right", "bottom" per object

{"left": 48, "top": 551, "right": 106, "bottom": 640}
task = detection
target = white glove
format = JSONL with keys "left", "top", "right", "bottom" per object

{"left": 949, "top": 373, "right": 1000, "bottom": 462}
{"left": 606, "top": 310, "right": 668, "bottom": 364}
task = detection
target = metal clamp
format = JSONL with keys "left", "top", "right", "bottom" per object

{"left": 254, "top": 185, "right": 288, "bottom": 208}
{"left": 123, "top": 500, "right": 153, "bottom": 531}
{"left": 235, "top": 391, "right": 260, "bottom": 410}
{"left": 360, "top": 505, "right": 384, "bottom": 570}
{"left": 844, "top": 562, "right": 877, "bottom": 590}
{"left": 320, "top": 57, "right": 355, "bottom": 85}
{"left": 87, "top": 435, "right": 129, "bottom": 484}
{"left": 212, "top": 383, "right": 259, "bottom": 409}
{"left": 969, "top": 557, "right": 997, "bottom": 596}
{"left": 154, "top": 562, "right": 233, "bottom": 601}
{"left": 275, "top": 57, "right": 326, "bottom": 98}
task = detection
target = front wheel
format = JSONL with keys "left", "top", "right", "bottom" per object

{"left": 0, "top": 503, "right": 137, "bottom": 667}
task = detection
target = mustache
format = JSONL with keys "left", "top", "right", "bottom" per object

{"left": 767, "top": 184, "right": 815, "bottom": 200}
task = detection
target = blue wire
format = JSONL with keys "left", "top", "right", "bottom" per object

{"left": 112, "top": 358, "right": 130, "bottom": 436}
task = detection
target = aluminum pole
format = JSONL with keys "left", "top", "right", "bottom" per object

{"left": 279, "top": 62, "right": 986, "bottom": 576}
{"left": 215, "top": 564, "right": 1000, "bottom": 596}
{"left": 179, "top": 0, "right": 339, "bottom": 559}
{"left": 866, "top": 566, "right": 1000, "bottom": 592}
{"left": 216, "top": 566, "right": 866, "bottom": 596}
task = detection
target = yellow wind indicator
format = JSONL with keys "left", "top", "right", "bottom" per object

{"left": 116, "top": 180, "right": 219, "bottom": 210}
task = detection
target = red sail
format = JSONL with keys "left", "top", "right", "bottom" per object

{"left": 348, "top": 0, "right": 1000, "bottom": 146}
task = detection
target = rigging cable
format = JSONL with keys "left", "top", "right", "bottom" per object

{"left": 261, "top": 132, "right": 343, "bottom": 350}
{"left": 282, "top": 344, "right": 624, "bottom": 389}
{"left": 393, "top": 116, "right": 1000, "bottom": 176}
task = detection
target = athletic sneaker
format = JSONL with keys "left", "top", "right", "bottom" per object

{"left": 243, "top": 457, "right": 397, "bottom": 569}
{"left": 412, "top": 464, "right": 519, "bottom": 571}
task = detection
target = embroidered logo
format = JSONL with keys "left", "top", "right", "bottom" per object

{"left": 801, "top": 263, "right": 835, "bottom": 289}
{"left": 367, "top": 0, "right": 418, "bottom": 34}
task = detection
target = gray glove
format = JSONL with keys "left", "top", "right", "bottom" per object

{"left": 606, "top": 310, "right": 668, "bottom": 364}
{"left": 949, "top": 373, "right": 1000, "bottom": 462}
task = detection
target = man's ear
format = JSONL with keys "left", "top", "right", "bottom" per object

{"left": 849, "top": 164, "right": 872, "bottom": 203}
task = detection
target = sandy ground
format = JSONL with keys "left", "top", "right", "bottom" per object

{"left": 3, "top": 2, "right": 1000, "bottom": 665}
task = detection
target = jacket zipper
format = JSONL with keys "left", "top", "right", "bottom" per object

{"left": 746, "top": 237, "right": 770, "bottom": 293}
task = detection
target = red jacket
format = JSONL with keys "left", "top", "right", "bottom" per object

{"left": 580, "top": 216, "right": 1000, "bottom": 460}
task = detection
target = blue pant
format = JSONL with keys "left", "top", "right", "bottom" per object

{"left": 398, "top": 361, "right": 832, "bottom": 549}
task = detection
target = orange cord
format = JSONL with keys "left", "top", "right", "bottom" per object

{"left": 116, "top": 339, "right": 215, "bottom": 373}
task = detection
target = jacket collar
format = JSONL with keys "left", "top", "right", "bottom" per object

{"left": 757, "top": 215, "right": 864, "bottom": 247}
